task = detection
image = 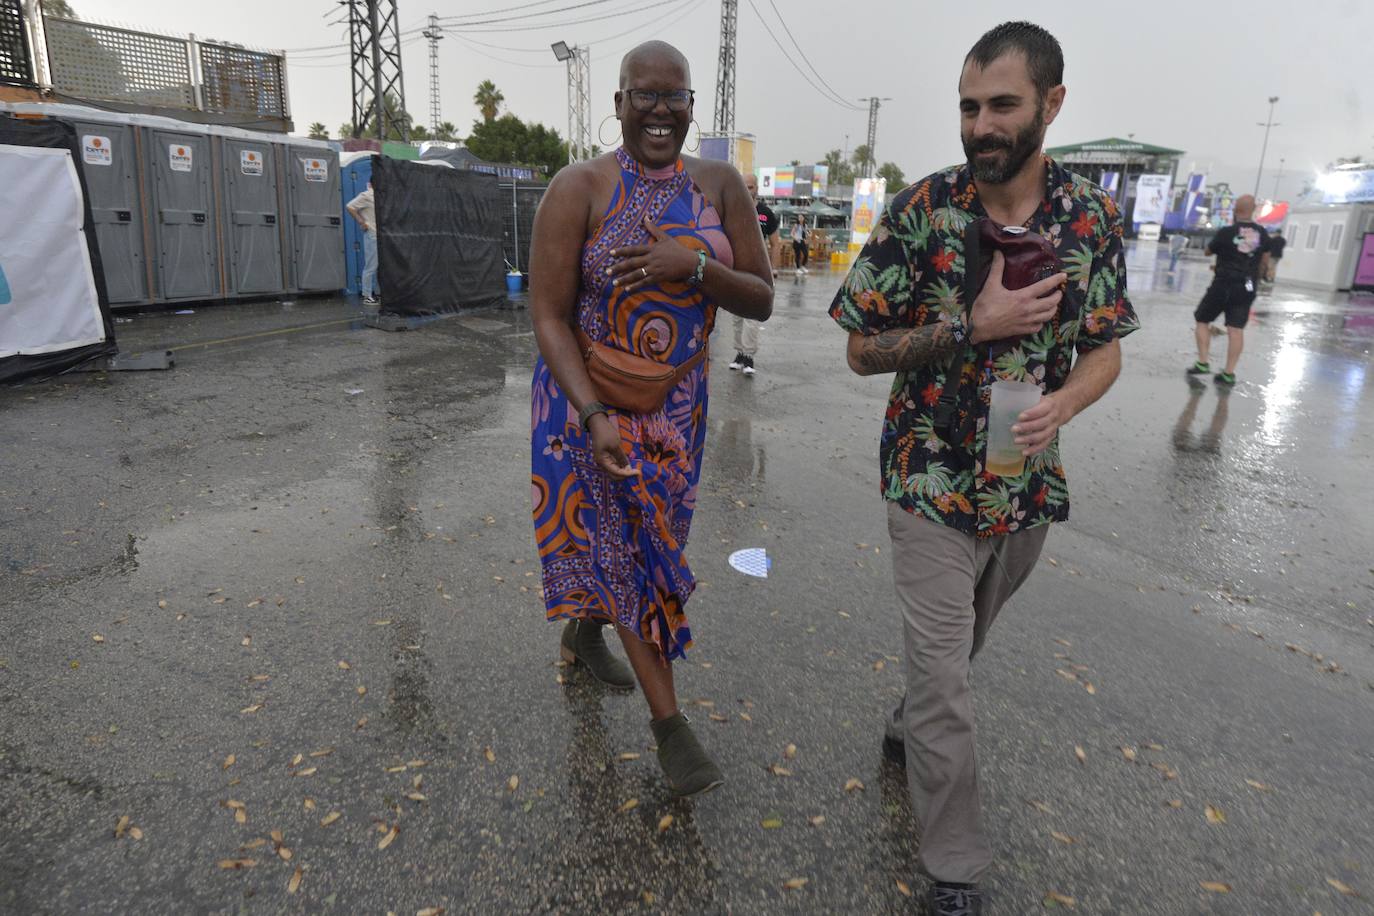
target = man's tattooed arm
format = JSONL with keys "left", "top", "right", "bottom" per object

{"left": 845, "top": 324, "right": 959, "bottom": 376}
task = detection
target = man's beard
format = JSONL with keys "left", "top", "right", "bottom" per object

{"left": 963, "top": 107, "right": 1045, "bottom": 185}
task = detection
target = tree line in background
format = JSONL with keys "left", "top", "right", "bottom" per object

{"left": 306, "top": 80, "right": 568, "bottom": 177}
{"left": 820, "top": 147, "right": 905, "bottom": 191}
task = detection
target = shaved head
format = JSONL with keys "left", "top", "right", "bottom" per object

{"left": 619, "top": 40, "right": 690, "bottom": 89}
{"left": 1234, "top": 194, "right": 1256, "bottom": 219}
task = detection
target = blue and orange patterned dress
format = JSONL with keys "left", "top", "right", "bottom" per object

{"left": 531, "top": 147, "right": 733, "bottom": 662}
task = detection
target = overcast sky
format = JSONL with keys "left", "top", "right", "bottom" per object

{"left": 65, "top": 0, "right": 1373, "bottom": 200}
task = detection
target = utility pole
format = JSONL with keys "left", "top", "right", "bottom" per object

{"left": 422, "top": 12, "right": 443, "bottom": 135}
{"left": 859, "top": 96, "right": 890, "bottom": 178}
{"left": 1254, "top": 95, "right": 1279, "bottom": 198}
{"left": 347, "top": 0, "right": 409, "bottom": 141}
{"left": 713, "top": 0, "right": 737, "bottom": 133}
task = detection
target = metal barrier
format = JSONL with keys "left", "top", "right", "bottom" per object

{"left": 498, "top": 179, "right": 545, "bottom": 274}
{"left": 0, "top": 0, "right": 34, "bottom": 87}
{"left": 41, "top": 15, "right": 288, "bottom": 121}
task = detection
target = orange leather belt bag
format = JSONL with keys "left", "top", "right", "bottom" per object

{"left": 575, "top": 328, "right": 708, "bottom": 415}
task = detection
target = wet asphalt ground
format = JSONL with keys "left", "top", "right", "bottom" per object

{"left": 2, "top": 244, "right": 1373, "bottom": 915}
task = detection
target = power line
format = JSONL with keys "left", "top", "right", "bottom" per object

{"left": 743, "top": 0, "right": 864, "bottom": 111}
{"left": 436, "top": 0, "right": 622, "bottom": 27}
{"left": 439, "top": 0, "right": 682, "bottom": 32}
{"left": 764, "top": 0, "right": 854, "bottom": 110}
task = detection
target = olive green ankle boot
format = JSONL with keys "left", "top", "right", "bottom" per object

{"left": 559, "top": 619, "right": 635, "bottom": 690}
{"left": 651, "top": 712, "right": 724, "bottom": 798}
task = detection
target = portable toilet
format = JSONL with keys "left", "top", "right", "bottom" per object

{"left": 0, "top": 102, "right": 154, "bottom": 306}
{"left": 216, "top": 126, "right": 285, "bottom": 298}
{"left": 282, "top": 141, "right": 345, "bottom": 294}
{"left": 144, "top": 121, "right": 222, "bottom": 301}
{"left": 339, "top": 151, "right": 373, "bottom": 297}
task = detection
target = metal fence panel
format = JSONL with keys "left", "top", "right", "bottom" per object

{"left": 0, "top": 0, "right": 34, "bottom": 87}
{"left": 45, "top": 17, "right": 193, "bottom": 108}
{"left": 198, "top": 42, "right": 287, "bottom": 120}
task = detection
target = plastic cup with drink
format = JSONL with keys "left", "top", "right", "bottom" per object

{"left": 985, "top": 379, "right": 1042, "bottom": 477}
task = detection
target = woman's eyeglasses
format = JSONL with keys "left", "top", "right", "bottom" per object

{"left": 625, "top": 89, "right": 694, "bottom": 112}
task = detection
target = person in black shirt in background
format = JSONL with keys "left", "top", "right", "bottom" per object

{"left": 1188, "top": 194, "right": 1270, "bottom": 386}
{"left": 730, "top": 172, "right": 777, "bottom": 375}
{"left": 1265, "top": 227, "right": 1286, "bottom": 283}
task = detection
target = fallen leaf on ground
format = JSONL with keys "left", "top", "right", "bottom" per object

{"left": 303, "top": 798, "right": 316, "bottom": 811}
{"left": 619, "top": 798, "right": 638, "bottom": 813}
{"left": 356, "top": 686, "right": 367, "bottom": 697}
{"left": 617, "top": 752, "right": 640, "bottom": 761}
{"left": 1043, "top": 890, "right": 1076, "bottom": 908}
{"left": 507, "top": 775, "right": 519, "bottom": 793}
{"left": 241, "top": 636, "right": 251, "bottom": 647}
{"left": 1119, "top": 746, "right": 1136, "bottom": 762}
{"left": 277, "top": 846, "right": 292, "bottom": 861}
{"left": 784, "top": 744, "right": 797, "bottom": 759}
{"left": 92, "top": 634, "right": 105, "bottom": 643}
{"left": 270, "top": 830, "right": 283, "bottom": 844}
{"left": 844, "top": 778, "right": 865, "bottom": 792}
{"left": 873, "top": 659, "right": 885, "bottom": 671}
{"left": 372, "top": 619, "right": 392, "bottom": 626}
{"left": 222, "top": 754, "right": 235, "bottom": 770}
{"left": 1074, "top": 746, "right": 1086, "bottom": 765}
{"left": 287, "top": 866, "right": 302, "bottom": 894}
{"left": 768, "top": 764, "right": 793, "bottom": 777}
{"left": 218, "top": 859, "right": 257, "bottom": 870}
{"left": 1205, "top": 805, "right": 1226, "bottom": 824}
{"left": 809, "top": 816, "right": 825, "bottom": 827}
{"left": 235, "top": 809, "right": 247, "bottom": 825}
{"left": 1083, "top": 682, "right": 1096, "bottom": 695}
{"left": 484, "top": 747, "right": 496, "bottom": 764}
{"left": 320, "top": 812, "right": 341, "bottom": 827}
{"left": 241, "top": 838, "right": 267, "bottom": 850}
{"left": 1199, "top": 881, "right": 1231, "bottom": 893}
{"left": 356, "top": 717, "right": 368, "bottom": 729}
{"left": 709, "top": 713, "right": 727, "bottom": 722}
{"left": 406, "top": 792, "right": 427, "bottom": 802}
{"left": 158, "top": 599, "right": 168, "bottom": 609}
{"left": 1027, "top": 800, "right": 1054, "bottom": 814}
{"left": 782, "top": 878, "right": 808, "bottom": 890}
{"left": 1051, "top": 831, "right": 1077, "bottom": 845}
{"left": 1055, "top": 669, "right": 1078, "bottom": 682}
{"left": 377, "top": 825, "right": 398, "bottom": 850}
{"left": 385, "top": 765, "right": 407, "bottom": 773}
{"left": 310, "top": 748, "right": 334, "bottom": 758}
{"left": 338, "top": 660, "right": 351, "bottom": 670}
{"left": 1245, "top": 778, "right": 1272, "bottom": 792}
{"left": 416, "top": 909, "right": 444, "bottom": 916}
{"left": 240, "top": 704, "right": 262, "bottom": 715}
{"left": 1167, "top": 799, "right": 1183, "bottom": 809}
{"left": 658, "top": 815, "right": 673, "bottom": 833}
{"left": 761, "top": 817, "right": 783, "bottom": 829}
{"left": 896, "top": 879, "right": 913, "bottom": 897}
{"left": 291, "top": 754, "right": 304, "bottom": 767}
{"left": 114, "top": 815, "right": 129, "bottom": 838}
{"left": 1326, "top": 877, "right": 1357, "bottom": 897}
{"left": 128, "top": 827, "right": 143, "bottom": 840}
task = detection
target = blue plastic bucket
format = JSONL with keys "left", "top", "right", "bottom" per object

{"left": 506, "top": 272, "right": 523, "bottom": 293}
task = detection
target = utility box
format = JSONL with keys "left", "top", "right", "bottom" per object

{"left": 283, "top": 143, "right": 344, "bottom": 293}
{"left": 147, "top": 126, "right": 221, "bottom": 301}
{"left": 219, "top": 135, "right": 284, "bottom": 296}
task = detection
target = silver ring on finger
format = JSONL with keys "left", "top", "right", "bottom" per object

{"left": 640, "top": 267, "right": 648, "bottom": 279}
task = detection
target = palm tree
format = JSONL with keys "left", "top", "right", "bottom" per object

{"left": 851, "top": 144, "right": 874, "bottom": 176}
{"left": 307, "top": 122, "right": 328, "bottom": 140}
{"left": 433, "top": 121, "right": 458, "bottom": 142}
{"left": 876, "top": 161, "right": 905, "bottom": 188}
{"left": 474, "top": 81, "right": 504, "bottom": 123}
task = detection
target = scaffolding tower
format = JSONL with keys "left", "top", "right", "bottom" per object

{"left": 712, "top": 0, "right": 737, "bottom": 133}
{"left": 422, "top": 13, "right": 442, "bottom": 134}
{"left": 348, "top": 0, "right": 409, "bottom": 141}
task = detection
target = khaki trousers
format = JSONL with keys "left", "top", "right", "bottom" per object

{"left": 884, "top": 502, "right": 1049, "bottom": 883}
{"left": 732, "top": 313, "right": 760, "bottom": 356}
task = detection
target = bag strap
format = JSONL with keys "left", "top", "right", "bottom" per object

{"left": 932, "top": 219, "right": 983, "bottom": 437}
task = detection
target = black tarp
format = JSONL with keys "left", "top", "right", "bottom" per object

{"left": 0, "top": 115, "right": 116, "bottom": 384}
{"left": 373, "top": 157, "right": 506, "bottom": 315}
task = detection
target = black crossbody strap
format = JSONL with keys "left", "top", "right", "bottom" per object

{"left": 933, "top": 219, "right": 982, "bottom": 438}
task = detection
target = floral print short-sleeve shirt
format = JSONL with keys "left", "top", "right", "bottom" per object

{"left": 829, "top": 158, "right": 1139, "bottom": 537}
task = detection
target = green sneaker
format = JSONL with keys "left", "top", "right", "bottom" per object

{"left": 1187, "top": 361, "right": 1210, "bottom": 375}
{"left": 1214, "top": 371, "right": 1236, "bottom": 386}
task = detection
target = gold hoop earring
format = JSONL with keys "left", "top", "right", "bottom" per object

{"left": 685, "top": 119, "right": 701, "bottom": 154}
{"left": 598, "top": 115, "right": 622, "bottom": 148}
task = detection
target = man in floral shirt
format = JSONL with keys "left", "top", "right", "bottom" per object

{"left": 829, "top": 21, "right": 1137, "bottom": 915}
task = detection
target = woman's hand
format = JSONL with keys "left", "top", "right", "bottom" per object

{"left": 606, "top": 217, "right": 700, "bottom": 294}
{"left": 588, "top": 414, "right": 640, "bottom": 479}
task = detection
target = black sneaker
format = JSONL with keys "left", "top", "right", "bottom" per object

{"left": 1186, "top": 361, "right": 1210, "bottom": 375}
{"left": 728, "top": 351, "right": 744, "bottom": 371}
{"left": 742, "top": 355, "right": 756, "bottom": 376}
{"left": 882, "top": 734, "right": 906, "bottom": 768}
{"left": 363, "top": 295, "right": 380, "bottom": 305}
{"left": 1214, "top": 370, "right": 1236, "bottom": 386}
{"left": 930, "top": 882, "right": 984, "bottom": 915}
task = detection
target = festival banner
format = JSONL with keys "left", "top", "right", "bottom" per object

{"left": 1133, "top": 174, "right": 1172, "bottom": 224}
{"left": 775, "top": 166, "right": 795, "bottom": 198}
{"left": 758, "top": 166, "right": 776, "bottom": 196}
{"left": 850, "top": 177, "right": 887, "bottom": 246}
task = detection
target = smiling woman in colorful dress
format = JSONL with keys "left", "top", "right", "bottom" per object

{"left": 528, "top": 41, "right": 773, "bottom": 797}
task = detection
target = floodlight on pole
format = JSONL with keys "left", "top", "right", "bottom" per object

{"left": 552, "top": 40, "right": 591, "bottom": 164}
{"left": 1254, "top": 95, "right": 1280, "bottom": 198}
